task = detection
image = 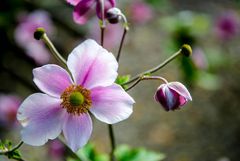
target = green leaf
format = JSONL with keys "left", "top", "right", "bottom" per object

{"left": 115, "top": 145, "right": 165, "bottom": 161}
{"left": 115, "top": 75, "right": 131, "bottom": 89}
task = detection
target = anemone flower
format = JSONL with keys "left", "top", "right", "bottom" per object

{"left": 14, "top": 10, "right": 54, "bottom": 65}
{"left": 67, "top": 0, "right": 116, "bottom": 24}
{"left": 17, "top": 39, "right": 135, "bottom": 152}
{"left": 155, "top": 82, "right": 192, "bottom": 111}
{"left": 0, "top": 94, "right": 21, "bottom": 128}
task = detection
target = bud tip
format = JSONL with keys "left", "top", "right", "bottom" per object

{"left": 181, "top": 44, "right": 192, "bottom": 57}
{"left": 34, "top": 27, "right": 46, "bottom": 40}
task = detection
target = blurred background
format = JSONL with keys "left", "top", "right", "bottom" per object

{"left": 0, "top": 0, "right": 240, "bottom": 161}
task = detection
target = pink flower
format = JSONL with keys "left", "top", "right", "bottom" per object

{"left": 215, "top": 11, "right": 239, "bottom": 40}
{"left": 14, "top": 10, "right": 54, "bottom": 65}
{"left": 88, "top": 18, "right": 122, "bottom": 50}
{"left": 48, "top": 140, "right": 66, "bottom": 160}
{"left": 192, "top": 48, "right": 208, "bottom": 70}
{"left": 67, "top": 0, "right": 116, "bottom": 24}
{"left": 129, "top": 1, "right": 153, "bottom": 25}
{"left": 154, "top": 82, "right": 192, "bottom": 111}
{"left": 0, "top": 94, "right": 21, "bottom": 127}
{"left": 17, "top": 39, "right": 134, "bottom": 152}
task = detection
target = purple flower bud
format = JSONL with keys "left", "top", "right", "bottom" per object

{"left": 106, "top": 7, "right": 122, "bottom": 24}
{"left": 154, "top": 82, "right": 192, "bottom": 111}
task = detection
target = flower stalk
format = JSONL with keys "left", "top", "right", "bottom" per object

{"left": 122, "top": 44, "right": 192, "bottom": 86}
{"left": 0, "top": 141, "right": 24, "bottom": 161}
{"left": 126, "top": 76, "right": 168, "bottom": 91}
{"left": 34, "top": 28, "right": 67, "bottom": 68}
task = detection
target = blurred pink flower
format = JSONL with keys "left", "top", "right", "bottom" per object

{"left": 15, "top": 10, "right": 54, "bottom": 65}
{"left": 17, "top": 39, "right": 135, "bottom": 152}
{"left": 192, "top": 48, "right": 208, "bottom": 70}
{"left": 88, "top": 18, "right": 122, "bottom": 50}
{"left": 155, "top": 82, "right": 192, "bottom": 111}
{"left": 0, "top": 94, "right": 21, "bottom": 127}
{"left": 215, "top": 11, "right": 239, "bottom": 40}
{"left": 67, "top": 0, "right": 116, "bottom": 24}
{"left": 129, "top": 1, "right": 153, "bottom": 25}
{"left": 48, "top": 140, "right": 66, "bottom": 160}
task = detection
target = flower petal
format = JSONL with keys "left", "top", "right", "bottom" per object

{"left": 90, "top": 84, "right": 135, "bottom": 124}
{"left": 167, "top": 82, "right": 192, "bottom": 101}
{"left": 33, "top": 64, "right": 73, "bottom": 98}
{"left": 67, "top": 0, "right": 81, "bottom": 6}
{"left": 17, "top": 93, "right": 65, "bottom": 146}
{"left": 67, "top": 39, "right": 118, "bottom": 89}
{"left": 96, "top": 0, "right": 115, "bottom": 19}
{"left": 63, "top": 113, "right": 92, "bottom": 152}
{"left": 73, "top": 0, "right": 95, "bottom": 24}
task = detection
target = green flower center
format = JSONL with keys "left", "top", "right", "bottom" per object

{"left": 61, "top": 85, "right": 92, "bottom": 115}
{"left": 69, "top": 92, "right": 84, "bottom": 106}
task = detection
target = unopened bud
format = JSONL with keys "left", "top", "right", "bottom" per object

{"left": 106, "top": 7, "right": 122, "bottom": 24}
{"left": 181, "top": 44, "right": 192, "bottom": 57}
{"left": 34, "top": 27, "right": 46, "bottom": 40}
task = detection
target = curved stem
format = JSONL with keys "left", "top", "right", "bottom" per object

{"left": 122, "top": 49, "right": 182, "bottom": 86}
{"left": 0, "top": 141, "right": 24, "bottom": 161}
{"left": 125, "top": 76, "right": 168, "bottom": 91}
{"left": 116, "top": 28, "right": 128, "bottom": 62}
{"left": 41, "top": 33, "right": 67, "bottom": 68}
{"left": 0, "top": 141, "right": 24, "bottom": 155}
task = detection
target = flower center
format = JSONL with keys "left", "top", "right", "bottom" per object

{"left": 61, "top": 85, "right": 92, "bottom": 115}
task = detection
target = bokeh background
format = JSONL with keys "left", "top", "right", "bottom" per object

{"left": 1, "top": 0, "right": 240, "bottom": 161}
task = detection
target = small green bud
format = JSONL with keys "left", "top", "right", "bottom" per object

{"left": 34, "top": 27, "right": 46, "bottom": 40}
{"left": 181, "top": 44, "right": 192, "bottom": 57}
{"left": 69, "top": 92, "right": 84, "bottom": 106}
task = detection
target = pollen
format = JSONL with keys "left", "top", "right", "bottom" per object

{"left": 61, "top": 85, "right": 92, "bottom": 115}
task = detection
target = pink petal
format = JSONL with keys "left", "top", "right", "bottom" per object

{"left": 67, "top": 39, "right": 118, "bottom": 89}
{"left": 168, "top": 82, "right": 192, "bottom": 101}
{"left": 17, "top": 93, "right": 66, "bottom": 146}
{"left": 90, "top": 84, "right": 135, "bottom": 124}
{"left": 63, "top": 113, "right": 92, "bottom": 152}
{"left": 73, "top": 0, "right": 95, "bottom": 24}
{"left": 67, "top": 0, "right": 81, "bottom": 6}
{"left": 96, "top": 0, "right": 115, "bottom": 19}
{"left": 33, "top": 64, "right": 73, "bottom": 98}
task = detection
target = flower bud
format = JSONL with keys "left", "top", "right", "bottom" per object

{"left": 106, "top": 7, "right": 122, "bottom": 24}
{"left": 34, "top": 27, "right": 46, "bottom": 40}
{"left": 154, "top": 82, "right": 192, "bottom": 111}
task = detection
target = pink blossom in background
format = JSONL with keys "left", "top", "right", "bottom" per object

{"left": 17, "top": 39, "right": 135, "bottom": 152}
{"left": 88, "top": 18, "right": 122, "bottom": 50}
{"left": 155, "top": 82, "right": 192, "bottom": 111}
{"left": 48, "top": 140, "right": 66, "bottom": 160}
{"left": 67, "top": 0, "right": 116, "bottom": 24}
{"left": 0, "top": 94, "right": 21, "bottom": 128}
{"left": 214, "top": 11, "right": 239, "bottom": 40}
{"left": 128, "top": 1, "right": 153, "bottom": 25}
{"left": 192, "top": 48, "right": 208, "bottom": 70}
{"left": 15, "top": 10, "right": 54, "bottom": 65}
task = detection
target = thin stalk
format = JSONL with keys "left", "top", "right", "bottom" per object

{"left": 100, "top": 26, "right": 105, "bottom": 46}
{"left": 125, "top": 76, "right": 168, "bottom": 91}
{"left": 108, "top": 125, "right": 116, "bottom": 161}
{"left": 41, "top": 33, "right": 67, "bottom": 68}
{"left": 0, "top": 141, "right": 24, "bottom": 158}
{"left": 116, "top": 28, "right": 128, "bottom": 62}
{"left": 122, "top": 49, "right": 182, "bottom": 86}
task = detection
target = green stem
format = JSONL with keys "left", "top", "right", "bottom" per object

{"left": 41, "top": 33, "right": 67, "bottom": 68}
{"left": 108, "top": 125, "right": 116, "bottom": 161}
{"left": 125, "top": 76, "right": 168, "bottom": 91}
{"left": 116, "top": 28, "right": 128, "bottom": 62}
{"left": 0, "top": 141, "right": 24, "bottom": 155}
{"left": 122, "top": 49, "right": 182, "bottom": 86}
